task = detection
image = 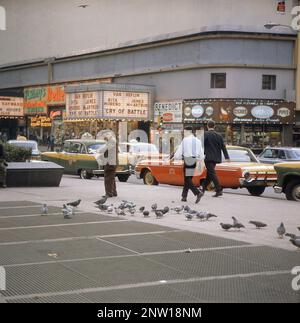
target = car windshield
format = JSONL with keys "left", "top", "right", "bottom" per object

{"left": 223, "top": 149, "right": 257, "bottom": 162}
{"left": 9, "top": 141, "right": 37, "bottom": 150}
{"left": 286, "top": 149, "right": 300, "bottom": 160}
{"left": 87, "top": 143, "right": 106, "bottom": 154}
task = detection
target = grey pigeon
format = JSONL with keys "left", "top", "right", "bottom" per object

{"left": 155, "top": 210, "right": 164, "bottom": 218}
{"left": 96, "top": 204, "right": 109, "bottom": 211}
{"left": 107, "top": 205, "right": 114, "bottom": 214}
{"left": 286, "top": 233, "right": 300, "bottom": 240}
{"left": 185, "top": 213, "right": 193, "bottom": 221}
{"left": 196, "top": 212, "right": 205, "bottom": 221}
{"left": 115, "top": 208, "right": 125, "bottom": 216}
{"left": 277, "top": 222, "right": 286, "bottom": 238}
{"left": 232, "top": 216, "right": 245, "bottom": 230}
{"left": 67, "top": 199, "right": 81, "bottom": 207}
{"left": 143, "top": 210, "right": 150, "bottom": 217}
{"left": 184, "top": 205, "right": 191, "bottom": 212}
{"left": 249, "top": 221, "right": 267, "bottom": 229}
{"left": 205, "top": 213, "right": 218, "bottom": 221}
{"left": 162, "top": 206, "right": 170, "bottom": 215}
{"left": 220, "top": 223, "right": 234, "bottom": 231}
{"left": 171, "top": 206, "right": 184, "bottom": 214}
{"left": 289, "top": 238, "right": 300, "bottom": 249}
{"left": 62, "top": 204, "right": 73, "bottom": 219}
{"left": 151, "top": 203, "right": 158, "bottom": 211}
{"left": 139, "top": 206, "right": 145, "bottom": 213}
{"left": 94, "top": 196, "right": 107, "bottom": 205}
{"left": 41, "top": 204, "right": 48, "bottom": 216}
{"left": 128, "top": 208, "right": 136, "bottom": 216}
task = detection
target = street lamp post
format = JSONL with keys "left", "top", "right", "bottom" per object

{"left": 264, "top": 22, "right": 299, "bottom": 111}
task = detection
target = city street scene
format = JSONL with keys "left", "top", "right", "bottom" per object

{"left": 0, "top": 0, "right": 300, "bottom": 308}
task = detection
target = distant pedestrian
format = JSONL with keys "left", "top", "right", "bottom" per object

{"left": 174, "top": 126, "right": 204, "bottom": 203}
{"left": 96, "top": 131, "right": 118, "bottom": 198}
{"left": 201, "top": 120, "right": 230, "bottom": 197}
{"left": 47, "top": 135, "right": 55, "bottom": 151}
{"left": 0, "top": 142, "right": 8, "bottom": 188}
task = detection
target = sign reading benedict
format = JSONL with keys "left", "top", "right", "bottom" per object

{"left": 103, "top": 91, "right": 149, "bottom": 119}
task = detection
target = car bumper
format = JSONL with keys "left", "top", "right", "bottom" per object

{"left": 239, "top": 177, "right": 277, "bottom": 187}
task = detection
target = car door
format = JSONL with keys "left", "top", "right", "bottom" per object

{"left": 277, "top": 150, "right": 287, "bottom": 163}
{"left": 67, "top": 142, "right": 82, "bottom": 174}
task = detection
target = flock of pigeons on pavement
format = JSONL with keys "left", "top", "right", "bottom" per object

{"left": 40, "top": 197, "right": 300, "bottom": 250}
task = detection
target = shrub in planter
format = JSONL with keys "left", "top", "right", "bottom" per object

{"left": 3, "top": 143, "right": 32, "bottom": 162}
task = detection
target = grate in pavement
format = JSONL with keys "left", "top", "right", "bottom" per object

{"left": 0, "top": 201, "right": 41, "bottom": 207}
{"left": 0, "top": 206, "right": 61, "bottom": 217}
{"left": 0, "top": 213, "right": 121, "bottom": 228}
{"left": 168, "top": 273, "right": 300, "bottom": 303}
{"left": 102, "top": 230, "right": 247, "bottom": 253}
{"left": 0, "top": 238, "right": 134, "bottom": 266}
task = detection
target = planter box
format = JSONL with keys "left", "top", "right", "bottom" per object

{"left": 6, "top": 162, "right": 64, "bottom": 187}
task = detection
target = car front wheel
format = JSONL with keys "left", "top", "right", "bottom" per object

{"left": 285, "top": 180, "right": 300, "bottom": 202}
{"left": 143, "top": 170, "right": 158, "bottom": 186}
{"left": 80, "top": 169, "right": 92, "bottom": 180}
{"left": 246, "top": 186, "right": 265, "bottom": 196}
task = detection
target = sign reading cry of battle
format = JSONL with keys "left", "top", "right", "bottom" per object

{"left": 103, "top": 91, "right": 149, "bottom": 120}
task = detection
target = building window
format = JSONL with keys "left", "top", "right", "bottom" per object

{"left": 211, "top": 73, "right": 226, "bottom": 89}
{"left": 262, "top": 75, "right": 276, "bottom": 90}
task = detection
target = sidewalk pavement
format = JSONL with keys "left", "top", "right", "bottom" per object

{"left": 0, "top": 175, "right": 299, "bottom": 252}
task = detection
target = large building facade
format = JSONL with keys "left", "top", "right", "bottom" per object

{"left": 0, "top": 0, "right": 299, "bottom": 148}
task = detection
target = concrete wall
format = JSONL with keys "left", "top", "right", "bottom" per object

{"left": 115, "top": 68, "right": 294, "bottom": 101}
{"left": 0, "top": 0, "right": 297, "bottom": 65}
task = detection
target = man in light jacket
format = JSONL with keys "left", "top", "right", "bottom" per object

{"left": 96, "top": 131, "right": 118, "bottom": 198}
{"left": 174, "top": 126, "right": 204, "bottom": 203}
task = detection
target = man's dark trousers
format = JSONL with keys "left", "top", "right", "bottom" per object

{"left": 203, "top": 160, "right": 221, "bottom": 193}
{"left": 182, "top": 158, "right": 200, "bottom": 199}
{"left": 104, "top": 165, "right": 117, "bottom": 197}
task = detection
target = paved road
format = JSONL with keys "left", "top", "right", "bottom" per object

{"left": 0, "top": 176, "right": 299, "bottom": 303}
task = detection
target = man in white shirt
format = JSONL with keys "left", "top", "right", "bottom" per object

{"left": 174, "top": 126, "right": 204, "bottom": 203}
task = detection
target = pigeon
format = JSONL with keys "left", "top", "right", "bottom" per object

{"left": 115, "top": 208, "right": 125, "bottom": 216}
{"left": 96, "top": 204, "right": 109, "bottom": 211}
{"left": 127, "top": 208, "right": 136, "bottom": 216}
{"left": 94, "top": 196, "right": 107, "bottom": 205}
{"left": 285, "top": 233, "right": 300, "bottom": 240}
{"left": 232, "top": 216, "right": 245, "bottom": 230}
{"left": 171, "top": 206, "right": 184, "bottom": 214}
{"left": 184, "top": 205, "right": 191, "bottom": 213}
{"left": 143, "top": 211, "right": 150, "bottom": 217}
{"left": 162, "top": 207, "right": 170, "bottom": 215}
{"left": 249, "top": 221, "right": 267, "bottom": 229}
{"left": 289, "top": 238, "right": 300, "bottom": 250}
{"left": 62, "top": 204, "right": 73, "bottom": 219}
{"left": 41, "top": 204, "right": 48, "bottom": 216}
{"left": 196, "top": 212, "right": 205, "bottom": 221}
{"left": 185, "top": 213, "right": 193, "bottom": 221}
{"left": 67, "top": 199, "right": 81, "bottom": 208}
{"left": 139, "top": 206, "right": 145, "bottom": 213}
{"left": 155, "top": 210, "right": 164, "bottom": 218}
{"left": 107, "top": 205, "right": 114, "bottom": 214}
{"left": 205, "top": 213, "right": 218, "bottom": 221}
{"left": 151, "top": 203, "right": 158, "bottom": 211}
{"left": 220, "top": 223, "right": 233, "bottom": 231}
{"left": 277, "top": 222, "right": 286, "bottom": 238}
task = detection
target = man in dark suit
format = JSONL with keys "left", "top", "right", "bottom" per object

{"left": 202, "top": 120, "right": 230, "bottom": 197}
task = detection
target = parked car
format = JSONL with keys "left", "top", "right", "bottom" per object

{"left": 135, "top": 146, "right": 277, "bottom": 196}
{"left": 119, "top": 142, "right": 168, "bottom": 168}
{"left": 258, "top": 147, "right": 300, "bottom": 164}
{"left": 7, "top": 140, "right": 41, "bottom": 160}
{"left": 274, "top": 162, "right": 300, "bottom": 202}
{"left": 41, "top": 139, "right": 132, "bottom": 181}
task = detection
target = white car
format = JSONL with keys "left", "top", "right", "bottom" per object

{"left": 119, "top": 142, "right": 166, "bottom": 167}
{"left": 7, "top": 140, "right": 41, "bottom": 160}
